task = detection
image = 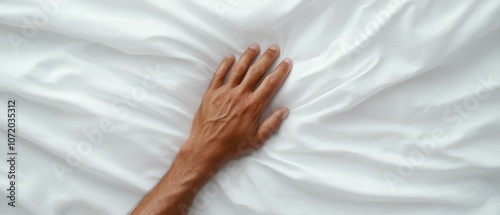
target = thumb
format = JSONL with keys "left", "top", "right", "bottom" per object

{"left": 255, "top": 108, "right": 289, "bottom": 146}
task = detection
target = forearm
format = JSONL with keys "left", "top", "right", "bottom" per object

{"left": 131, "top": 141, "right": 222, "bottom": 215}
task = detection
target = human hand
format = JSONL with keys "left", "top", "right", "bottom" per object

{"left": 182, "top": 43, "right": 292, "bottom": 169}
{"left": 131, "top": 44, "right": 292, "bottom": 215}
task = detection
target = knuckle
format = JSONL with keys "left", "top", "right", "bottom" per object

{"left": 213, "top": 71, "right": 223, "bottom": 80}
{"left": 247, "top": 136, "right": 262, "bottom": 149}
{"left": 265, "top": 75, "right": 280, "bottom": 88}
{"left": 244, "top": 99, "right": 262, "bottom": 114}
{"left": 264, "top": 126, "right": 277, "bottom": 137}
{"left": 240, "top": 51, "right": 255, "bottom": 61}
{"left": 245, "top": 100, "right": 258, "bottom": 109}
{"left": 232, "top": 65, "right": 246, "bottom": 75}
{"left": 229, "top": 92, "right": 242, "bottom": 102}
{"left": 249, "top": 64, "right": 264, "bottom": 76}
{"left": 237, "top": 95, "right": 247, "bottom": 103}
{"left": 233, "top": 86, "right": 248, "bottom": 95}
{"left": 250, "top": 141, "right": 262, "bottom": 150}
{"left": 209, "top": 94, "right": 222, "bottom": 105}
{"left": 203, "top": 91, "right": 214, "bottom": 99}
{"left": 255, "top": 137, "right": 265, "bottom": 147}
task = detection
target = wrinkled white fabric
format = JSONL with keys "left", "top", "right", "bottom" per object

{"left": 1, "top": 0, "right": 500, "bottom": 214}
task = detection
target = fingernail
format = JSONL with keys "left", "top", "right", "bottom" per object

{"left": 282, "top": 109, "right": 289, "bottom": 120}
{"left": 226, "top": 54, "right": 234, "bottom": 58}
{"left": 283, "top": 57, "right": 293, "bottom": 66}
{"left": 249, "top": 43, "right": 259, "bottom": 50}
{"left": 269, "top": 44, "right": 279, "bottom": 51}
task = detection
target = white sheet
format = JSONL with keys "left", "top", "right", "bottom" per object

{"left": 1, "top": 0, "right": 500, "bottom": 214}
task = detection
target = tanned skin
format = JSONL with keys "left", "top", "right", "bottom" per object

{"left": 130, "top": 44, "right": 292, "bottom": 215}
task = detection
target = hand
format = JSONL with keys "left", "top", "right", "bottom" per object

{"left": 183, "top": 43, "right": 292, "bottom": 169}
{"left": 131, "top": 44, "right": 292, "bottom": 215}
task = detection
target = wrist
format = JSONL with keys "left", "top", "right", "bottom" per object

{"left": 179, "top": 138, "right": 226, "bottom": 174}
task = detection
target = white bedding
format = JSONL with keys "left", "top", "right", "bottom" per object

{"left": 1, "top": 0, "right": 500, "bottom": 214}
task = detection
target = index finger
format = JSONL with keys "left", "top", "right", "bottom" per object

{"left": 253, "top": 57, "right": 292, "bottom": 103}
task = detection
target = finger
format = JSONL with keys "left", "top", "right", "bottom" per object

{"left": 227, "top": 43, "right": 260, "bottom": 86}
{"left": 255, "top": 108, "right": 289, "bottom": 146}
{"left": 209, "top": 54, "right": 235, "bottom": 89}
{"left": 241, "top": 44, "right": 280, "bottom": 90}
{"left": 254, "top": 58, "right": 292, "bottom": 104}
